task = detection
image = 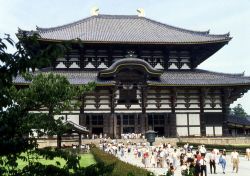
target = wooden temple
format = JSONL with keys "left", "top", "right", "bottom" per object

{"left": 16, "top": 13, "right": 250, "bottom": 138}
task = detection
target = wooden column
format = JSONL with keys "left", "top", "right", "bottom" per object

{"left": 141, "top": 86, "right": 147, "bottom": 134}
{"left": 89, "top": 115, "right": 93, "bottom": 137}
{"left": 110, "top": 88, "right": 116, "bottom": 138}
{"left": 199, "top": 88, "right": 206, "bottom": 136}
{"left": 222, "top": 88, "right": 230, "bottom": 136}
{"left": 169, "top": 88, "right": 177, "bottom": 137}
{"left": 79, "top": 133, "right": 82, "bottom": 147}
{"left": 121, "top": 115, "right": 124, "bottom": 135}
{"left": 164, "top": 114, "right": 169, "bottom": 137}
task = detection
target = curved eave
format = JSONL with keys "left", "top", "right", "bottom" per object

{"left": 147, "top": 83, "right": 250, "bottom": 87}
{"left": 35, "top": 38, "right": 231, "bottom": 45}
{"left": 14, "top": 82, "right": 115, "bottom": 86}
{"left": 99, "top": 64, "right": 162, "bottom": 77}
{"left": 13, "top": 82, "right": 250, "bottom": 87}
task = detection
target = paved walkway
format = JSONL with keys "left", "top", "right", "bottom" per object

{"left": 118, "top": 153, "right": 250, "bottom": 176}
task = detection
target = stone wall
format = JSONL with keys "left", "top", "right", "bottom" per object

{"left": 36, "top": 137, "right": 250, "bottom": 148}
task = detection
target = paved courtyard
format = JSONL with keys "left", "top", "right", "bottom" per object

{"left": 118, "top": 153, "right": 250, "bottom": 176}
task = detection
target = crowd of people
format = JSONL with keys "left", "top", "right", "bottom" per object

{"left": 99, "top": 139, "right": 249, "bottom": 176}
{"left": 121, "top": 133, "right": 143, "bottom": 139}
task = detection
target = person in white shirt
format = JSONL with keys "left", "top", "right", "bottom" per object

{"left": 200, "top": 145, "right": 207, "bottom": 157}
{"left": 199, "top": 155, "right": 208, "bottom": 176}
{"left": 246, "top": 148, "right": 250, "bottom": 161}
{"left": 231, "top": 149, "right": 239, "bottom": 173}
{"left": 209, "top": 150, "right": 217, "bottom": 174}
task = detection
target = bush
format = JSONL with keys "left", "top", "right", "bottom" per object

{"left": 176, "top": 142, "right": 249, "bottom": 154}
{"left": 91, "top": 147, "right": 154, "bottom": 176}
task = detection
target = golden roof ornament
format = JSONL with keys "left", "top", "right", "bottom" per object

{"left": 137, "top": 8, "right": 145, "bottom": 17}
{"left": 91, "top": 6, "right": 99, "bottom": 16}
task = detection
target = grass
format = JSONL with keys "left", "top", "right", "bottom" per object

{"left": 17, "top": 153, "right": 96, "bottom": 169}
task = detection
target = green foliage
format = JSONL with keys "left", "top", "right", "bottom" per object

{"left": 0, "top": 34, "right": 99, "bottom": 175}
{"left": 91, "top": 146, "right": 154, "bottom": 176}
{"left": 232, "top": 104, "right": 248, "bottom": 118}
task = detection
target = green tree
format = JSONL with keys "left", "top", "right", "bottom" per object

{"left": 232, "top": 104, "right": 248, "bottom": 118}
{"left": 0, "top": 34, "right": 108, "bottom": 175}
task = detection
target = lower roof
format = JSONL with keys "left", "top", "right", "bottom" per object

{"left": 14, "top": 69, "right": 250, "bottom": 87}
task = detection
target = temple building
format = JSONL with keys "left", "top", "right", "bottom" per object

{"left": 15, "top": 12, "right": 250, "bottom": 138}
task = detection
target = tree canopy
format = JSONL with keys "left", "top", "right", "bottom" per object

{"left": 232, "top": 104, "right": 248, "bottom": 118}
{"left": 0, "top": 34, "right": 106, "bottom": 175}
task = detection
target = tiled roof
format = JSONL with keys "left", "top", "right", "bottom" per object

{"left": 149, "top": 70, "right": 250, "bottom": 86}
{"left": 14, "top": 70, "right": 114, "bottom": 85}
{"left": 18, "top": 14, "right": 231, "bottom": 44}
{"left": 65, "top": 121, "right": 89, "bottom": 133}
{"left": 13, "top": 69, "right": 250, "bottom": 86}
{"left": 228, "top": 115, "right": 250, "bottom": 126}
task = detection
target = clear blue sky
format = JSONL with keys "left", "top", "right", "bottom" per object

{"left": 1, "top": 0, "right": 250, "bottom": 113}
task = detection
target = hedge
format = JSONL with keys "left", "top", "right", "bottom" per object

{"left": 176, "top": 142, "right": 250, "bottom": 154}
{"left": 90, "top": 146, "right": 154, "bottom": 176}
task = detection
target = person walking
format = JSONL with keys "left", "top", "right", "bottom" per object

{"left": 218, "top": 150, "right": 226, "bottom": 174}
{"left": 246, "top": 148, "right": 250, "bottom": 161}
{"left": 200, "top": 155, "right": 207, "bottom": 176}
{"left": 209, "top": 150, "right": 217, "bottom": 174}
{"left": 231, "top": 149, "right": 239, "bottom": 173}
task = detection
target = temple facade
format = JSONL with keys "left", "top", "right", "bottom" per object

{"left": 16, "top": 13, "right": 250, "bottom": 138}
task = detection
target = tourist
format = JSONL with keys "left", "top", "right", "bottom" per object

{"left": 209, "top": 150, "right": 217, "bottom": 174}
{"left": 199, "top": 155, "right": 207, "bottom": 176}
{"left": 179, "top": 153, "right": 185, "bottom": 166}
{"left": 218, "top": 150, "right": 226, "bottom": 174}
{"left": 167, "top": 163, "right": 175, "bottom": 176}
{"left": 159, "top": 149, "right": 166, "bottom": 168}
{"left": 171, "top": 149, "right": 178, "bottom": 169}
{"left": 194, "top": 151, "right": 201, "bottom": 176}
{"left": 150, "top": 152, "right": 157, "bottom": 168}
{"left": 231, "top": 149, "right": 239, "bottom": 173}
{"left": 180, "top": 162, "right": 188, "bottom": 176}
{"left": 246, "top": 148, "right": 250, "bottom": 161}
{"left": 200, "top": 145, "right": 207, "bottom": 157}
{"left": 186, "top": 150, "right": 193, "bottom": 164}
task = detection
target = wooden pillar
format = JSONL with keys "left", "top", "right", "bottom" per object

{"left": 121, "top": 115, "right": 124, "bottom": 135}
{"left": 222, "top": 88, "right": 230, "bottom": 136}
{"left": 141, "top": 86, "right": 147, "bottom": 134}
{"left": 134, "top": 114, "right": 138, "bottom": 133}
{"left": 200, "top": 88, "right": 206, "bottom": 136}
{"left": 164, "top": 114, "right": 169, "bottom": 137}
{"left": 110, "top": 88, "right": 116, "bottom": 138}
{"left": 79, "top": 133, "right": 82, "bottom": 147}
{"left": 169, "top": 88, "right": 177, "bottom": 137}
{"left": 89, "top": 115, "right": 93, "bottom": 137}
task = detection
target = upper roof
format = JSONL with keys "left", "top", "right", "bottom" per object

{"left": 18, "top": 14, "right": 231, "bottom": 44}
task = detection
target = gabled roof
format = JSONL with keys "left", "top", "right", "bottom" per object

{"left": 65, "top": 121, "right": 89, "bottom": 133}
{"left": 99, "top": 58, "right": 163, "bottom": 78}
{"left": 18, "top": 14, "right": 231, "bottom": 44}
{"left": 13, "top": 69, "right": 250, "bottom": 86}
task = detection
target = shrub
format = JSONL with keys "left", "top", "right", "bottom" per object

{"left": 91, "top": 147, "right": 154, "bottom": 176}
{"left": 177, "top": 142, "right": 249, "bottom": 154}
